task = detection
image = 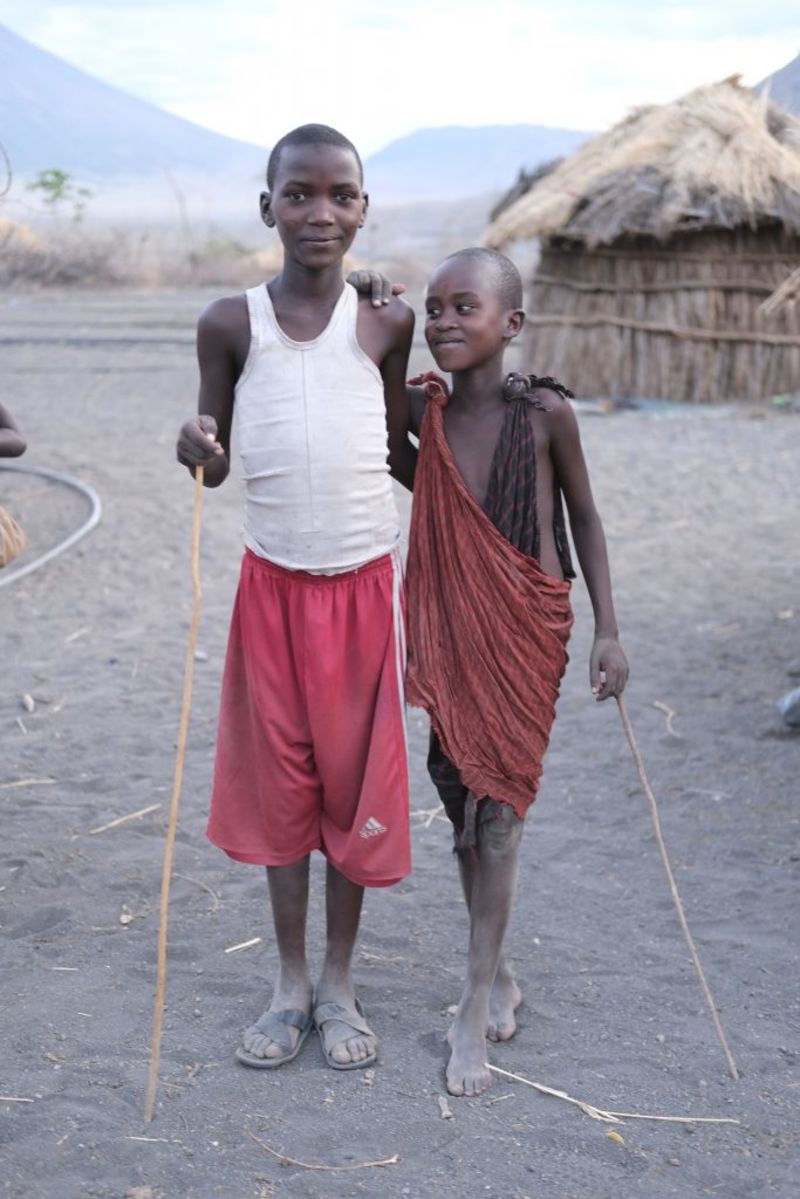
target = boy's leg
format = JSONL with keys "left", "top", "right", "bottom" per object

{"left": 447, "top": 800, "right": 523, "bottom": 1097}
{"left": 430, "top": 735, "right": 522, "bottom": 1043}
{"left": 304, "top": 553, "right": 408, "bottom": 1067}
{"left": 240, "top": 857, "right": 313, "bottom": 1061}
{"left": 314, "top": 863, "right": 377, "bottom": 1065}
{"left": 457, "top": 855, "right": 522, "bottom": 1042}
{"left": 211, "top": 554, "right": 328, "bottom": 1064}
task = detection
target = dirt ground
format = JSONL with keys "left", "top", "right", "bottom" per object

{"left": 1, "top": 288, "right": 798, "bottom": 1199}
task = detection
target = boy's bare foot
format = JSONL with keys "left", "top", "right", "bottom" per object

{"left": 446, "top": 1003, "right": 493, "bottom": 1097}
{"left": 313, "top": 984, "right": 377, "bottom": 1068}
{"left": 239, "top": 978, "right": 312, "bottom": 1064}
{"left": 488, "top": 972, "right": 522, "bottom": 1042}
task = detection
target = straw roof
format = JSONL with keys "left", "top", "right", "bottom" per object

{"left": 486, "top": 77, "right": 800, "bottom": 250}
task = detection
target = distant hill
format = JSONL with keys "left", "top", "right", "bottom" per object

{"left": 364, "top": 125, "right": 591, "bottom": 202}
{"left": 0, "top": 21, "right": 590, "bottom": 221}
{"left": 757, "top": 51, "right": 800, "bottom": 114}
{"left": 0, "top": 23, "right": 266, "bottom": 182}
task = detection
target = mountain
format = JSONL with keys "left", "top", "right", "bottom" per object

{"left": 364, "top": 125, "right": 591, "bottom": 202}
{"left": 0, "top": 23, "right": 266, "bottom": 182}
{"left": 0, "top": 21, "right": 589, "bottom": 218}
{"left": 757, "top": 51, "right": 800, "bottom": 115}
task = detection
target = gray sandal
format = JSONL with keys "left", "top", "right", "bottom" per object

{"left": 235, "top": 1007, "right": 312, "bottom": 1069}
{"left": 313, "top": 998, "right": 377, "bottom": 1071}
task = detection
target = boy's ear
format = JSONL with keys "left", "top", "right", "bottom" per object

{"left": 359, "top": 191, "right": 369, "bottom": 228}
{"left": 505, "top": 308, "right": 525, "bottom": 341}
{"left": 260, "top": 191, "right": 274, "bottom": 228}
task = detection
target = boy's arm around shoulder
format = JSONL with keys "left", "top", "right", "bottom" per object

{"left": 363, "top": 294, "right": 418, "bottom": 491}
{"left": 544, "top": 393, "right": 629, "bottom": 700}
{"left": 176, "top": 296, "right": 247, "bottom": 487}
{"left": 0, "top": 401, "right": 26, "bottom": 457}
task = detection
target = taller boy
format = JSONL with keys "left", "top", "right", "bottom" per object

{"left": 177, "top": 125, "right": 415, "bottom": 1070}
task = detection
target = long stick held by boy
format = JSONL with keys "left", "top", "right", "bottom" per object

{"left": 176, "top": 125, "right": 415, "bottom": 1074}
{"left": 402, "top": 248, "right": 628, "bottom": 1096}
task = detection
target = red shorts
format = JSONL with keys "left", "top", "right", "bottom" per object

{"left": 207, "top": 549, "right": 410, "bottom": 887}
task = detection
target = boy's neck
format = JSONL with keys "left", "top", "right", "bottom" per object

{"left": 449, "top": 354, "right": 507, "bottom": 412}
{"left": 269, "top": 261, "right": 344, "bottom": 306}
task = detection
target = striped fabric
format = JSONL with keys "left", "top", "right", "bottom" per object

{"left": 483, "top": 372, "right": 575, "bottom": 578}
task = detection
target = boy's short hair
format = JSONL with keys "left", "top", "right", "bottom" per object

{"left": 267, "top": 124, "right": 364, "bottom": 189}
{"left": 442, "top": 247, "right": 523, "bottom": 310}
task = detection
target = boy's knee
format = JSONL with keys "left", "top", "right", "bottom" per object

{"left": 477, "top": 801, "right": 523, "bottom": 857}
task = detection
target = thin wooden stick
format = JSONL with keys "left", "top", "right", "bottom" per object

{"left": 248, "top": 1132, "right": 399, "bottom": 1171}
{"left": 144, "top": 466, "right": 204, "bottom": 1123}
{"left": 172, "top": 871, "right": 221, "bottom": 912}
{"left": 0, "top": 778, "right": 56, "bottom": 791}
{"left": 89, "top": 803, "right": 161, "bottom": 835}
{"left": 224, "top": 937, "right": 261, "bottom": 954}
{"left": 486, "top": 1065, "right": 621, "bottom": 1123}
{"left": 411, "top": 804, "right": 448, "bottom": 828}
{"left": 616, "top": 695, "right": 740, "bottom": 1081}
{"left": 652, "top": 700, "right": 682, "bottom": 739}
{"left": 485, "top": 1065, "right": 739, "bottom": 1124}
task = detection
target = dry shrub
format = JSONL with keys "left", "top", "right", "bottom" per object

{"left": 1, "top": 220, "right": 440, "bottom": 292}
{"left": 0, "top": 217, "right": 42, "bottom": 252}
{"left": 0, "top": 223, "right": 287, "bottom": 288}
{"left": 0, "top": 219, "right": 123, "bottom": 285}
{"left": 186, "top": 238, "right": 284, "bottom": 286}
{"left": 0, "top": 217, "right": 48, "bottom": 281}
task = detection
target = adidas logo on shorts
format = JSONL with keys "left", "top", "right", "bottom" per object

{"left": 359, "top": 817, "right": 387, "bottom": 839}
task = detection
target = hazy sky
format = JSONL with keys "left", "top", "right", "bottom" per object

{"left": 2, "top": 1, "right": 798, "bottom": 153}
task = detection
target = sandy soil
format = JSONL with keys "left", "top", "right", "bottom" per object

{"left": 1, "top": 288, "right": 798, "bottom": 1199}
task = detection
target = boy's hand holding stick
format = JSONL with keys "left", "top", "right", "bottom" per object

{"left": 590, "top": 635, "right": 628, "bottom": 702}
{"left": 176, "top": 416, "right": 226, "bottom": 480}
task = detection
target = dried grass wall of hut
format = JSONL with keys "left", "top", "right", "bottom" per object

{"left": 526, "top": 228, "right": 800, "bottom": 402}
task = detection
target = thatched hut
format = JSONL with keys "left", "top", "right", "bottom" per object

{"left": 485, "top": 77, "right": 800, "bottom": 402}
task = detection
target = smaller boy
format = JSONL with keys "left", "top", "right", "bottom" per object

{"left": 363, "top": 248, "right": 628, "bottom": 1096}
{"left": 0, "top": 402, "right": 26, "bottom": 457}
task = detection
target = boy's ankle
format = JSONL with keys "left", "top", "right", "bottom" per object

{"left": 316, "top": 964, "right": 356, "bottom": 993}
{"left": 275, "top": 965, "right": 312, "bottom": 991}
{"left": 457, "top": 987, "right": 491, "bottom": 1016}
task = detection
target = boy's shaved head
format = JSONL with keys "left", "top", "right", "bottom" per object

{"left": 441, "top": 248, "right": 523, "bottom": 310}
{"left": 267, "top": 124, "right": 364, "bottom": 189}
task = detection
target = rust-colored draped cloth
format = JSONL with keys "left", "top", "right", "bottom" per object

{"left": 406, "top": 373, "right": 574, "bottom": 819}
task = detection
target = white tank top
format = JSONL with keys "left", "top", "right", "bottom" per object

{"left": 234, "top": 281, "right": 400, "bottom": 573}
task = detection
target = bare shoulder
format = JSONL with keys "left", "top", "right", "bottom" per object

{"left": 529, "top": 384, "right": 570, "bottom": 412}
{"left": 384, "top": 293, "right": 415, "bottom": 331}
{"left": 357, "top": 292, "right": 415, "bottom": 338}
{"left": 530, "top": 386, "right": 578, "bottom": 431}
{"left": 198, "top": 294, "right": 249, "bottom": 340}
